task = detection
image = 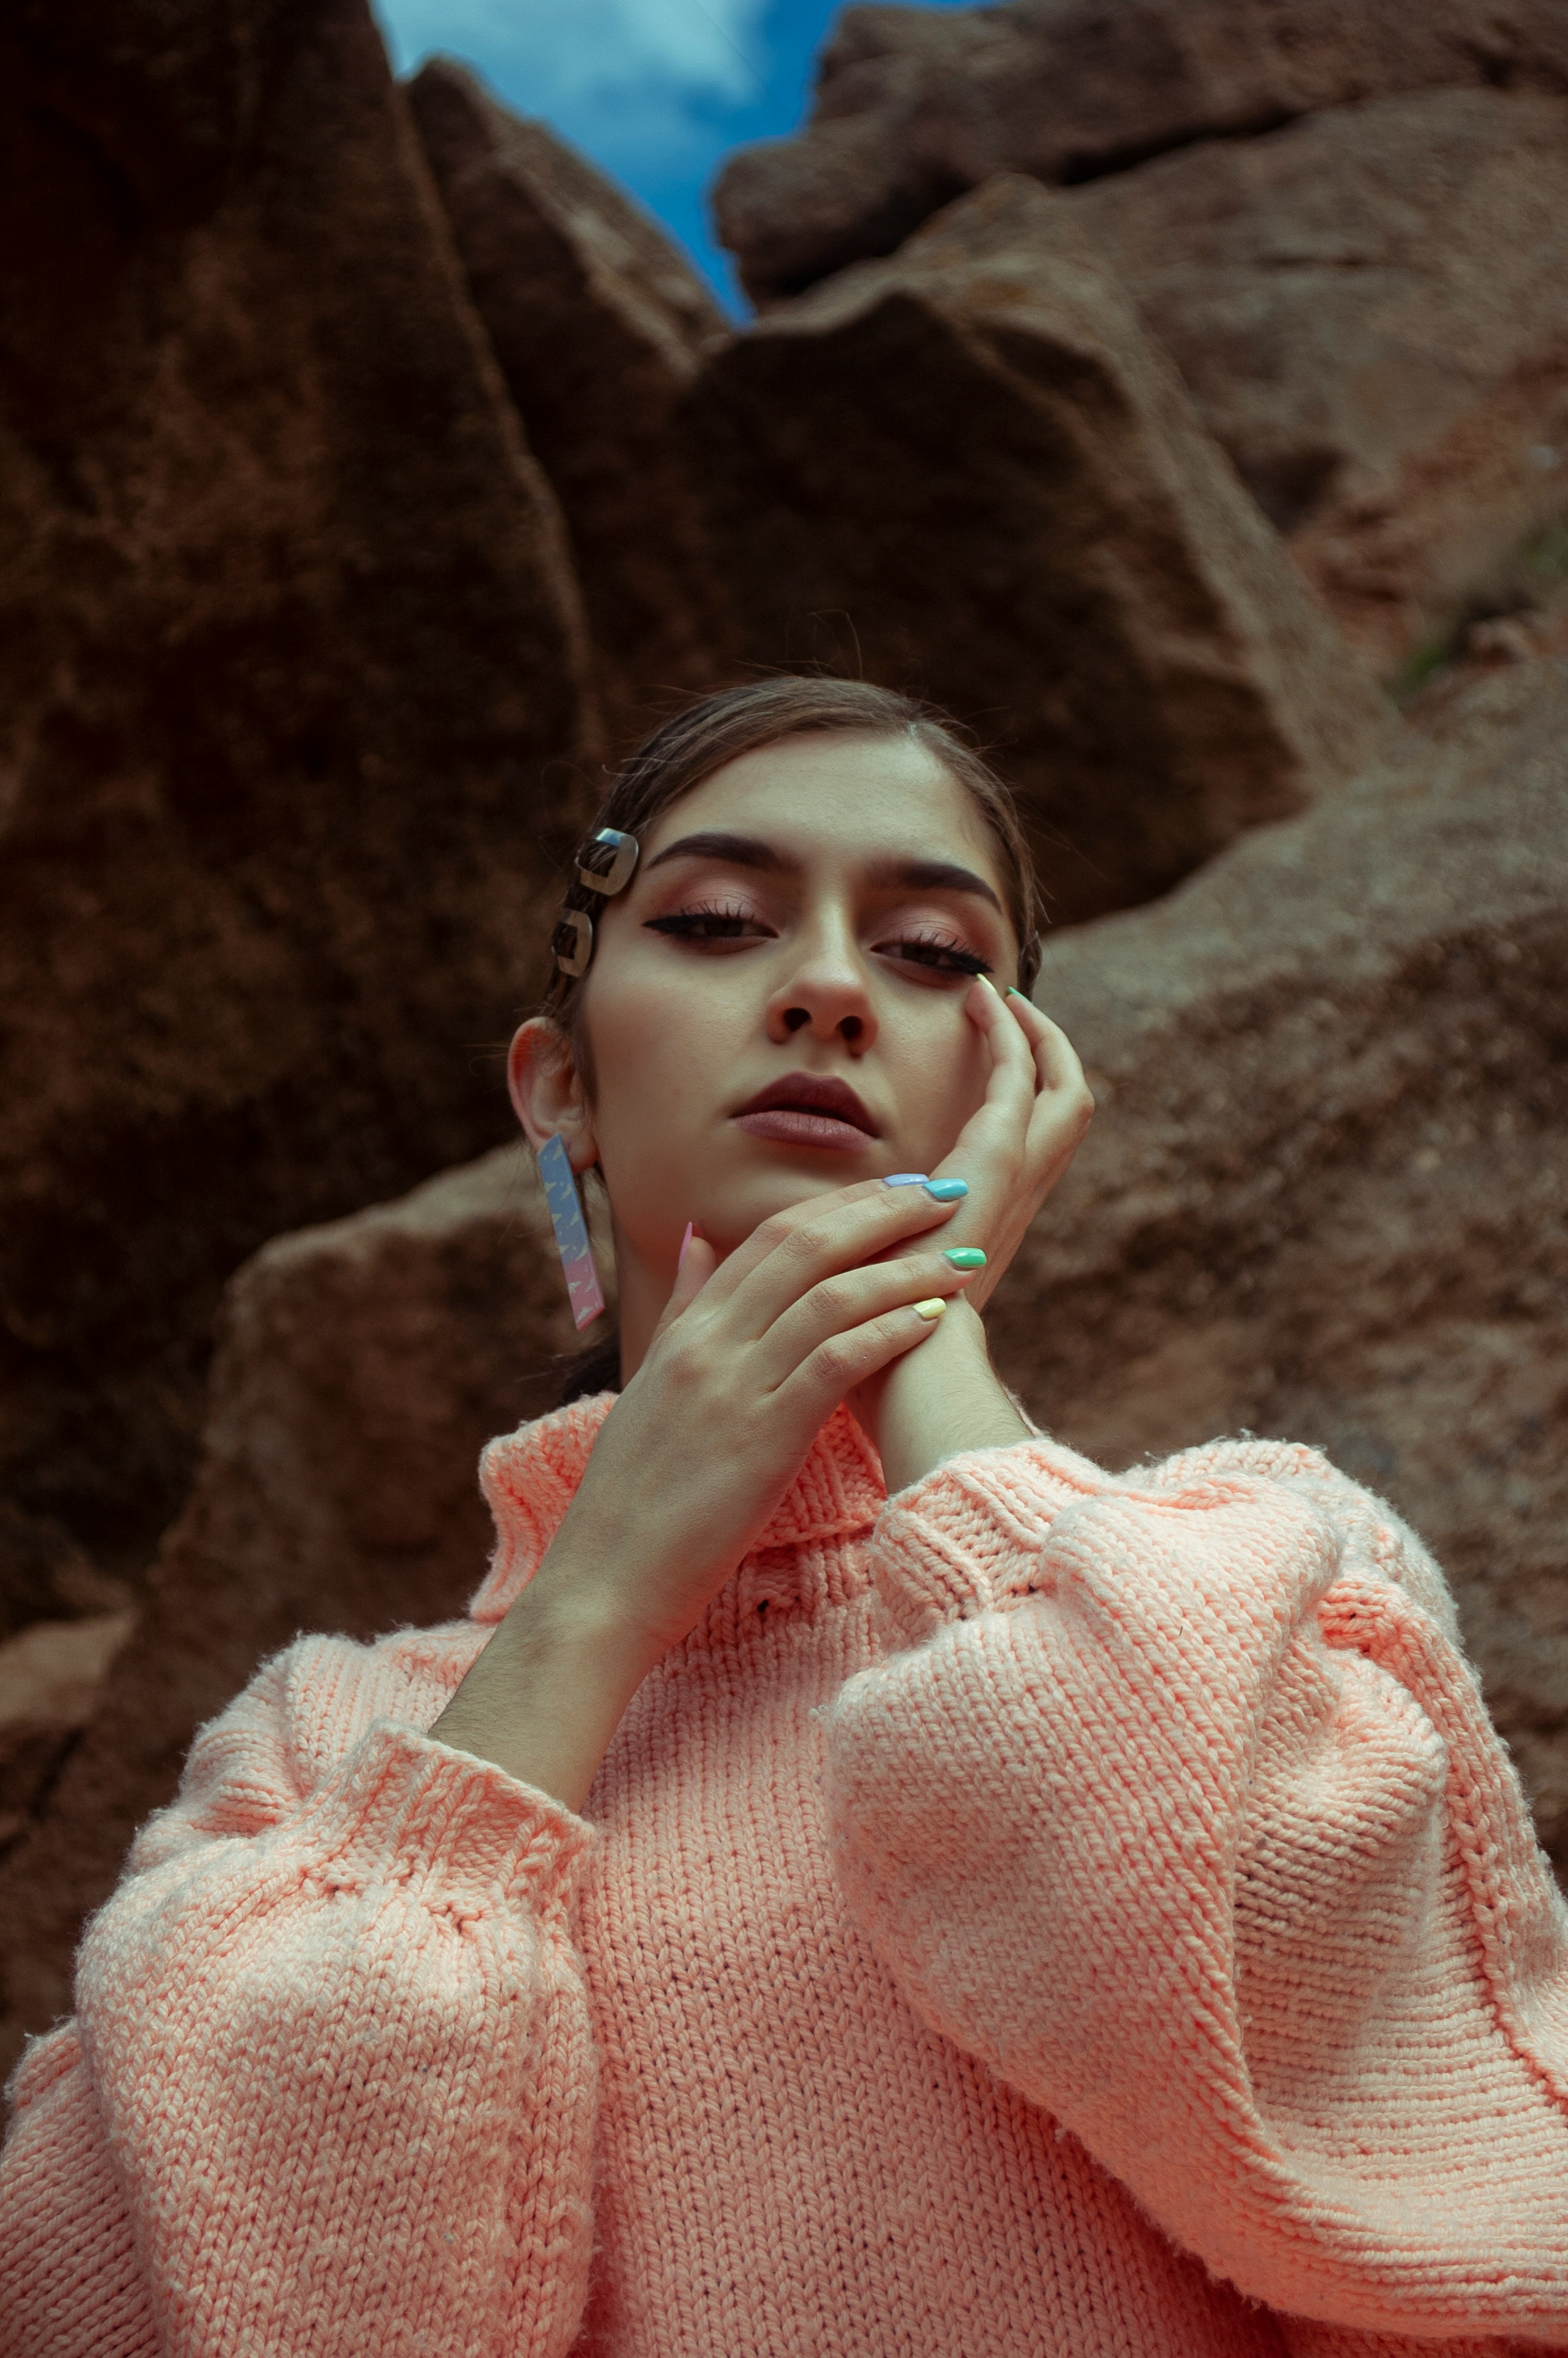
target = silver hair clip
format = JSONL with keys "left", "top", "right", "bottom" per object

{"left": 553, "top": 828, "right": 640, "bottom": 978}
{"left": 576, "top": 827, "right": 640, "bottom": 897}
{"left": 552, "top": 910, "right": 593, "bottom": 978}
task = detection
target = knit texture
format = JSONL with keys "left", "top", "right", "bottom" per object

{"left": 4, "top": 1399, "right": 1567, "bottom": 2357}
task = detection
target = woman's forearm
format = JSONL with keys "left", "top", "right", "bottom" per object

{"left": 871, "top": 1299, "right": 1033, "bottom": 1497}
{"left": 430, "top": 1557, "right": 657, "bottom": 1815}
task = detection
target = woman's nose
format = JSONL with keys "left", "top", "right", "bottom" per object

{"left": 765, "top": 934, "right": 878, "bottom": 1050}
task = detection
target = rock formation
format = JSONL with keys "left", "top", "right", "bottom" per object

{"left": 407, "top": 59, "right": 729, "bottom": 752}
{"left": 714, "top": 0, "right": 1568, "bottom": 305}
{"left": 0, "top": 1611, "right": 136, "bottom": 1856}
{"left": 1060, "top": 89, "right": 1568, "bottom": 671}
{"left": 0, "top": 0, "right": 595, "bottom": 1600}
{"left": 716, "top": 8, "right": 1568, "bottom": 679}
{"left": 685, "top": 175, "right": 1392, "bottom": 924}
{"left": 0, "top": 1145, "right": 608, "bottom": 2070}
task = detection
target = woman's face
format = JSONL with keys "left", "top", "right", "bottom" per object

{"left": 517, "top": 730, "right": 1020, "bottom": 1299}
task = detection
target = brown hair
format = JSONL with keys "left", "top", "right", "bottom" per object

{"left": 544, "top": 677, "right": 1042, "bottom": 1046}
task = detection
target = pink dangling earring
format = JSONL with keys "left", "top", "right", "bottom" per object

{"left": 538, "top": 1132, "right": 606, "bottom": 1330}
{"left": 540, "top": 824, "right": 640, "bottom": 1327}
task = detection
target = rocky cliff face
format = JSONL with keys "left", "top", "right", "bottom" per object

{"left": 1, "top": 0, "right": 1565, "bottom": 2075}
{"left": 0, "top": 0, "right": 595, "bottom": 1606}
{"left": 406, "top": 58, "right": 731, "bottom": 751}
{"left": 714, "top": 0, "right": 1568, "bottom": 305}
{"left": 682, "top": 174, "right": 1391, "bottom": 924}
{"left": 716, "top": 4, "right": 1568, "bottom": 679}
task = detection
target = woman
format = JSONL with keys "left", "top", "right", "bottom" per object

{"left": 3, "top": 677, "right": 1566, "bottom": 2357}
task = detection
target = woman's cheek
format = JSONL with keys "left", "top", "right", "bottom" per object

{"left": 905, "top": 1000, "right": 990, "bottom": 1157}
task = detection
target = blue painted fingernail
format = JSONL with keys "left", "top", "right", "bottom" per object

{"left": 924, "top": 1178, "right": 968, "bottom": 1201}
{"left": 883, "top": 1173, "right": 929, "bottom": 1187}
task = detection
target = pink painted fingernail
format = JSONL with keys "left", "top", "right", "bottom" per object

{"left": 678, "top": 1220, "right": 695, "bottom": 1269}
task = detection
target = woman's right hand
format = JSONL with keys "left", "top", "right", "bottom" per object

{"left": 523, "top": 1177, "right": 977, "bottom": 1671}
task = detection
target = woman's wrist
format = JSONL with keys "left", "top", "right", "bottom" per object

{"left": 869, "top": 1297, "right": 1032, "bottom": 1497}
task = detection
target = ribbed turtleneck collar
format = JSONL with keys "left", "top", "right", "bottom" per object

{"left": 466, "top": 1393, "right": 889, "bottom": 1627}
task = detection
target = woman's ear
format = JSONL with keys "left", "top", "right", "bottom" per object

{"left": 508, "top": 1017, "right": 598, "bottom": 1173}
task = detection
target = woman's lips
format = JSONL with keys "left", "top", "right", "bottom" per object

{"left": 732, "top": 1108, "right": 872, "bottom": 1153}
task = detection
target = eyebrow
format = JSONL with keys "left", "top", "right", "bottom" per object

{"left": 643, "top": 831, "right": 1006, "bottom": 917}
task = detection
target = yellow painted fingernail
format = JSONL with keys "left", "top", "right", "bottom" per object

{"left": 912, "top": 1297, "right": 947, "bottom": 1322}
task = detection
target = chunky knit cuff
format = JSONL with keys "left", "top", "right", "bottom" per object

{"left": 286, "top": 1720, "right": 597, "bottom": 1923}
{"left": 871, "top": 1437, "right": 1106, "bottom": 1651}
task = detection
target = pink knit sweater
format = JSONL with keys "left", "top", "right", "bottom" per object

{"left": 4, "top": 1398, "right": 1568, "bottom": 2356}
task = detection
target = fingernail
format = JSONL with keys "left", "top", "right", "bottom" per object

{"left": 943, "top": 1246, "right": 986, "bottom": 1269}
{"left": 883, "top": 1173, "right": 929, "bottom": 1187}
{"left": 924, "top": 1178, "right": 968, "bottom": 1201}
{"left": 678, "top": 1220, "right": 694, "bottom": 1269}
{"left": 912, "top": 1298, "right": 947, "bottom": 1322}
{"left": 1007, "top": 987, "right": 1030, "bottom": 1002}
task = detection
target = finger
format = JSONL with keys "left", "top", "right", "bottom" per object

{"left": 775, "top": 1295, "right": 948, "bottom": 1430}
{"left": 1003, "top": 1000, "right": 1096, "bottom": 1171}
{"left": 928, "top": 976, "right": 1039, "bottom": 1184}
{"left": 1000, "top": 991, "right": 1092, "bottom": 1105}
{"left": 716, "top": 1177, "right": 968, "bottom": 1334}
{"left": 692, "top": 1175, "right": 893, "bottom": 1306}
{"left": 965, "top": 974, "right": 1043, "bottom": 1127}
{"left": 756, "top": 1244, "right": 982, "bottom": 1387}
{"left": 653, "top": 1224, "right": 720, "bottom": 1337}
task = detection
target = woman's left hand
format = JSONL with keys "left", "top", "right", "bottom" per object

{"left": 854, "top": 977, "right": 1095, "bottom": 1493}
{"left": 934, "top": 976, "right": 1095, "bottom": 1312}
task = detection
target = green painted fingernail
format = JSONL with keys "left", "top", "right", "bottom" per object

{"left": 943, "top": 1247, "right": 986, "bottom": 1270}
{"left": 924, "top": 1178, "right": 968, "bottom": 1201}
{"left": 1007, "top": 987, "right": 1030, "bottom": 1001}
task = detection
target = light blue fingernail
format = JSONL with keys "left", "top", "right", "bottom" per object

{"left": 883, "top": 1173, "right": 929, "bottom": 1187}
{"left": 924, "top": 1178, "right": 968, "bottom": 1201}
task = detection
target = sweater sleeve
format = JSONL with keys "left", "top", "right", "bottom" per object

{"left": 0, "top": 1633, "right": 601, "bottom": 2358}
{"left": 818, "top": 1435, "right": 1568, "bottom": 2346}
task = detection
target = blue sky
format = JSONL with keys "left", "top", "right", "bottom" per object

{"left": 373, "top": 0, "right": 975, "bottom": 315}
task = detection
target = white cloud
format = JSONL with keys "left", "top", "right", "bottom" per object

{"left": 375, "top": 0, "right": 772, "bottom": 111}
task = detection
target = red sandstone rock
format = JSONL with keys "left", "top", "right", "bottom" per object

{"left": 0, "top": 1144, "right": 606, "bottom": 2075}
{"left": 1289, "top": 345, "right": 1568, "bottom": 679}
{"left": 0, "top": 1611, "right": 136, "bottom": 1853}
{"left": 1059, "top": 89, "right": 1568, "bottom": 670}
{"left": 683, "top": 174, "right": 1393, "bottom": 924}
{"left": 0, "top": 0, "right": 595, "bottom": 1594}
{"left": 407, "top": 59, "right": 729, "bottom": 750}
{"left": 715, "top": 0, "right": 1568, "bottom": 306}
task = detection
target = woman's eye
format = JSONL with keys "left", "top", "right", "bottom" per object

{"left": 644, "top": 908, "right": 770, "bottom": 944}
{"left": 882, "top": 936, "right": 992, "bottom": 978}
